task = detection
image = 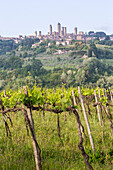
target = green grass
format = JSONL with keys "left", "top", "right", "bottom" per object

{"left": 0, "top": 105, "right": 113, "bottom": 170}
{"left": 36, "top": 52, "right": 82, "bottom": 70}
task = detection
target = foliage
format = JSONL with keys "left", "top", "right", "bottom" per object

{"left": 95, "top": 32, "right": 106, "bottom": 37}
{"left": 88, "top": 43, "right": 113, "bottom": 59}
{"left": 95, "top": 40, "right": 113, "bottom": 46}
{"left": 20, "top": 38, "right": 39, "bottom": 50}
{"left": 69, "top": 50, "right": 87, "bottom": 57}
{"left": 0, "top": 86, "right": 113, "bottom": 169}
{"left": 75, "top": 57, "right": 113, "bottom": 85}
{"left": 34, "top": 46, "right": 46, "bottom": 54}
{"left": 1, "top": 39, "right": 113, "bottom": 90}
{"left": 0, "top": 40, "right": 18, "bottom": 55}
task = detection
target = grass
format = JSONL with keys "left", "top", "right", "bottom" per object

{"left": 0, "top": 104, "right": 113, "bottom": 170}
{"left": 36, "top": 52, "right": 82, "bottom": 70}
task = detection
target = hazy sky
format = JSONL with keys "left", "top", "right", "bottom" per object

{"left": 0, "top": 0, "right": 113, "bottom": 37}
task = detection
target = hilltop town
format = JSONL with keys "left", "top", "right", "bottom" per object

{"left": 1, "top": 22, "right": 113, "bottom": 90}
{"left": 0, "top": 23, "right": 113, "bottom": 46}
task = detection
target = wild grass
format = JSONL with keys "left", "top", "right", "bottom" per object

{"left": 0, "top": 105, "right": 113, "bottom": 170}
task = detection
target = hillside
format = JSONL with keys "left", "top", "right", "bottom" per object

{"left": 0, "top": 38, "right": 113, "bottom": 90}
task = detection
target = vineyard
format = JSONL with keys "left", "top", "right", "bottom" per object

{"left": 0, "top": 86, "right": 113, "bottom": 170}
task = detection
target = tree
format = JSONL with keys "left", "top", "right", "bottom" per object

{"left": 95, "top": 32, "right": 106, "bottom": 37}
{"left": 105, "top": 35, "right": 110, "bottom": 41}
{"left": 89, "top": 43, "right": 98, "bottom": 57}
{"left": 11, "top": 51, "right": 16, "bottom": 56}
{"left": 23, "top": 52, "right": 28, "bottom": 58}
{"left": 4, "top": 56, "right": 22, "bottom": 70}
{"left": 88, "top": 48, "right": 92, "bottom": 57}
{"left": 88, "top": 31, "right": 94, "bottom": 36}
{"left": 23, "top": 58, "right": 43, "bottom": 77}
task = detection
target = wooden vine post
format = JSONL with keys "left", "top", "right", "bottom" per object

{"left": 72, "top": 90, "right": 93, "bottom": 170}
{"left": 105, "top": 89, "right": 111, "bottom": 118}
{"left": 0, "top": 96, "right": 12, "bottom": 137}
{"left": 23, "top": 86, "right": 42, "bottom": 170}
{"left": 72, "top": 90, "right": 85, "bottom": 137}
{"left": 94, "top": 90, "right": 102, "bottom": 126}
{"left": 98, "top": 88, "right": 104, "bottom": 124}
{"left": 78, "top": 86, "right": 95, "bottom": 152}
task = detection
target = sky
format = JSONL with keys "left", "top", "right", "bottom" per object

{"left": 0, "top": 0, "right": 113, "bottom": 37}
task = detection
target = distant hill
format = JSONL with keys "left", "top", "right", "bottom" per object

{"left": 0, "top": 39, "right": 113, "bottom": 90}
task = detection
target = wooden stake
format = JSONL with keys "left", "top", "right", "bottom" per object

{"left": 94, "top": 90, "right": 102, "bottom": 126}
{"left": 71, "top": 90, "right": 93, "bottom": 169}
{"left": 24, "top": 86, "right": 42, "bottom": 170}
{"left": 78, "top": 86, "right": 95, "bottom": 152}
{"left": 72, "top": 90, "right": 86, "bottom": 138}
{"left": 104, "top": 89, "right": 111, "bottom": 118}
{"left": 98, "top": 89, "right": 104, "bottom": 124}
